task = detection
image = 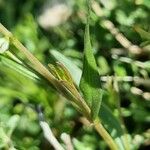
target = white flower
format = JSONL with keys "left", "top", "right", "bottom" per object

{"left": 0, "top": 37, "right": 9, "bottom": 54}
{"left": 38, "top": 4, "right": 72, "bottom": 28}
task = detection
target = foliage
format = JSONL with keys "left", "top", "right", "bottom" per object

{"left": 0, "top": 0, "right": 150, "bottom": 150}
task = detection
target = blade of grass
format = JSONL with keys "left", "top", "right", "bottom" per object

{"left": 79, "top": 0, "right": 102, "bottom": 120}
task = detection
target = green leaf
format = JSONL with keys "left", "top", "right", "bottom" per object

{"left": 0, "top": 55, "right": 39, "bottom": 80}
{"left": 79, "top": 0, "right": 102, "bottom": 120}
{"left": 49, "top": 52, "right": 126, "bottom": 149}
{"left": 7, "top": 115, "right": 20, "bottom": 136}
{"left": 48, "top": 62, "right": 74, "bottom": 84}
{"left": 50, "top": 50, "right": 82, "bottom": 86}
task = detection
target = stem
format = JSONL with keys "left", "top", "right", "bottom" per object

{"left": 0, "top": 23, "right": 91, "bottom": 118}
{"left": 86, "top": 1, "right": 118, "bottom": 149}
{"left": 92, "top": 1, "right": 144, "bottom": 55}
{"left": 61, "top": 133, "right": 74, "bottom": 150}
{"left": 0, "top": 23, "right": 56, "bottom": 85}
{"left": 0, "top": 23, "right": 118, "bottom": 150}
{"left": 93, "top": 119, "right": 119, "bottom": 150}
{"left": 40, "top": 121, "right": 64, "bottom": 150}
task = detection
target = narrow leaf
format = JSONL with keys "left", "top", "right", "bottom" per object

{"left": 56, "top": 62, "right": 74, "bottom": 84}
{"left": 48, "top": 62, "right": 74, "bottom": 85}
{"left": 48, "top": 64, "right": 62, "bottom": 80}
{"left": 0, "top": 55, "right": 39, "bottom": 80}
{"left": 79, "top": 0, "right": 102, "bottom": 120}
{"left": 49, "top": 51, "right": 124, "bottom": 150}
{"left": 50, "top": 50, "right": 82, "bottom": 86}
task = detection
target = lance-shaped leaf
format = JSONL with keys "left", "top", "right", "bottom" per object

{"left": 79, "top": 2, "right": 102, "bottom": 120}
{"left": 50, "top": 54, "right": 126, "bottom": 149}
{"left": 50, "top": 50, "right": 82, "bottom": 86}
{"left": 48, "top": 62, "right": 74, "bottom": 85}
{"left": 0, "top": 55, "right": 39, "bottom": 80}
{"left": 48, "top": 62, "right": 91, "bottom": 119}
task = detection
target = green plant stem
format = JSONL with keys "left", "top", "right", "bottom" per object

{"left": 0, "top": 23, "right": 91, "bottom": 119}
{"left": 0, "top": 23, "right": 118, "bottom": 150}
{"left": 86, "top": 1, "right": 119, "bottom": 149}
{"left": 93, "top": 119, "right": 119, "bottom": 150}
{"left": 0, "top": 23, "right": 56, "bottom": 84}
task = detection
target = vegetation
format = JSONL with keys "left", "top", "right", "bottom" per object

{"left": 0, "top": 0, "right": 150, "bottom": 150}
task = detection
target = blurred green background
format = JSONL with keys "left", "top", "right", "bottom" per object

{"left": 0, "top": 0, "right": 150, "bottom": 149}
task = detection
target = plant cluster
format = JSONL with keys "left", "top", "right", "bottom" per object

{"left": 0, "top": 0, "right": 150, "bottom": 150}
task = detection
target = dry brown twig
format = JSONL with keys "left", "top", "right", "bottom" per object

{"left": 100, "top": 76, "right": 150, "bottom": 87}
{"left": 92, "top": 1, "right": 145, "bottom": 55}
{"left": 61, "top": 133, "right": 74, "bottom": 150}
{"left": 131, "top": 87, "right": 150, "bottom": 101}
{"left": 40, "top": 121, "right": 64, "bottom": 150}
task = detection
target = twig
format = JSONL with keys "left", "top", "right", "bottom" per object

{"left": 131, "top": 87, "right": 150, "bottom": 101}
{"left": 92, "top": 1, "right": 144, "bottom": 55}
{"left": 93, "top": 119, "right": 119, "bottom": 150}
{"left": 61, "top": 133, "right": 74, "bottom": 150}
{"left": 100, "top": 76, "right": 150, "bottom": 87}
{"left": 40, "top": 121, "right": 64, "bottom": 150}
{"left": 79, "top": 117, "right": 91, "bottom": 126}
{"left": 111, "top": 48, "right": 128, "bottom": 55}
{"left": 102, "top": 20, "right": 142, "bottom": 54}
{"left": 112, "top": 55, "right": 150, "bottom": 70}
{"left": 37, "top": 106, "right": 64, "bottom": 150}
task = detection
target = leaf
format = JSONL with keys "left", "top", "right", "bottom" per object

{"left": 49, "top": 53, "right": 126, "bottom": 149}
{"left": 48, "top": 62, "right": 74, "bottom": 84}
{"left": 0, "top": 127, "right": 8, "bottom": 148}
{"left": 48, "top": 63, "right": 63, "bottom": 80}
{"left": 48, "top": 62, "right": 90, "bottom": 118}
{"left": 0, "top": 55, "right": 39, "bottom": 80}
{"left": 50, "top": 50, "right": 82, "bottom": 86}
{"left": 79, "top": 1, "right": 102, "bottom": 120}
{"left": 7, "top": 115, "right": 20, "bottom": 136}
